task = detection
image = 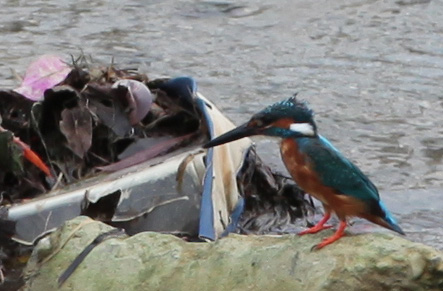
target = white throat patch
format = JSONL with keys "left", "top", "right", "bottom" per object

{"left": 289, "top": 123, "right": 315, "bottom": 136}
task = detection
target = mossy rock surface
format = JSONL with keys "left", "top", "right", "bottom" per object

{"left": 24, "top": 217, "right": 443, "bottom": 291}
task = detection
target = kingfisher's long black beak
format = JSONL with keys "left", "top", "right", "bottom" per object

{"left": 203, "top": 123, "right": 259, "bottom": 148}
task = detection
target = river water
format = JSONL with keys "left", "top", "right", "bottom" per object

{"left": 0, "top": 0, "right": 442, "bottom": 249}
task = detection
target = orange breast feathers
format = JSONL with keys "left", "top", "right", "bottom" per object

{"left": 280, "top": 138, "right": 367, "bottom": 220}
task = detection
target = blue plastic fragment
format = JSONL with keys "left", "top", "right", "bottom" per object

{"left": 221, "top": 197, "right": 245, "bottom": 237}
{"left": 195, "top": 95, "right": 216, "bottom": 241}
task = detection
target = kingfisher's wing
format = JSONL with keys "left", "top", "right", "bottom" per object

{"left": 299, "top": 135, "right": 380, "bottom": 202}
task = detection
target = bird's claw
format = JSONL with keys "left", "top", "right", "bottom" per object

{"left": 298, "top": 224, "right": 333, "bottom": 236}
{"left": 310, "top": 238, "right": 334, "bottom": 251}
{"left": 310, "top": 244, "right": 321, "bottom": 252}
{"left": 310, "top": 237, "right": 337, "bottom": 251}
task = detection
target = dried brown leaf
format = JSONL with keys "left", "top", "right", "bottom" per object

{"left": 59, "top": 107, "right": 92, "bottom": 158}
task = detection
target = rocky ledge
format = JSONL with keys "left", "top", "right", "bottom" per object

{"left": 23, "top": 217, "right": 443, "bottom": 291}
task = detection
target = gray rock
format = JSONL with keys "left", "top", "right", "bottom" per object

{"left": 24, "top": 217, "right": 443, "bottom": 291}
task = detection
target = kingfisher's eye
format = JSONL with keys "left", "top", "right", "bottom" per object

{"left": 250, "top": 119, "right": 264, "bottom": 127}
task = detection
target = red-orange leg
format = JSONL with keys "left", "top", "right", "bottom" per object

{"left": 298, "top": 212, "right": 333, "bottom": 235}
{"left": 312, "top": 220, "right": 347, "bottom": 250}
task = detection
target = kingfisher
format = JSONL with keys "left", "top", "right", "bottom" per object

{"left": 203, "top": 96, "right": 404, "bottom": 249}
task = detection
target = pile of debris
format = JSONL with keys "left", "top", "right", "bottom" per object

{"left": 1, "top": 55, "right": 205, "bottom": 199}
{"left": 0, "top": 55, "right": 315, "bottom": 289}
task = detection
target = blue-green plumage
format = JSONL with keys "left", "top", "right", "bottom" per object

{"left": 254, "top": 94, "right": 315, "bottom": 125}
{"left": 297, "top": 135, "right": 379, "bottom": 201}
{"left": 295, "top": 135, "right": 403, "bottom": 234}
{"left": 204, "top": 95, "right": 404, "bottom": 248}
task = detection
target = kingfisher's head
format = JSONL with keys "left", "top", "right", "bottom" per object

{"left": 203, "top": 95, "right": 317, "bottom": 148}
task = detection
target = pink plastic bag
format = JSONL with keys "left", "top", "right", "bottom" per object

{"left": 14, "top": 55, "right": 71, "bottom": 101}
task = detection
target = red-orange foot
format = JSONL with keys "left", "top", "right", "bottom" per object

{"left": 299, "top": 224, "right": 333, "bottom": 235}
{"left": 312, "top": 221, "right": 347, "bottom": 250}
{"left": 298, "top": 213, "right": 332, "bottom": 236}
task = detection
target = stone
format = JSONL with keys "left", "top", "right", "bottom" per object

{"left": 23, "top": 217, "right": 443, "bottom": 291}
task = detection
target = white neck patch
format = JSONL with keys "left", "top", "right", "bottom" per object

{"left": 289, "top": 123, "right": 315, "bottom": 136}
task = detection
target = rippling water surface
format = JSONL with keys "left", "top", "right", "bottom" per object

{"left": 0, "top": 0, "right": 442, "bottom": 249}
